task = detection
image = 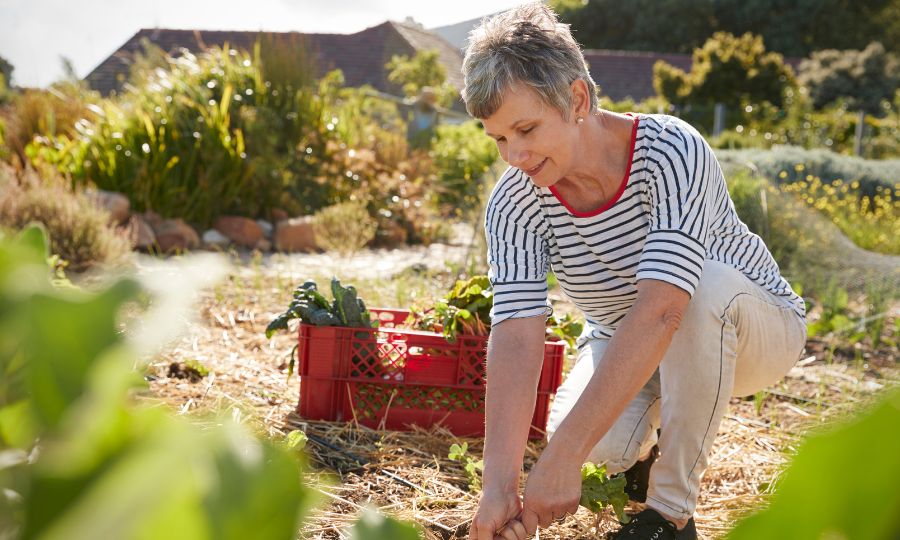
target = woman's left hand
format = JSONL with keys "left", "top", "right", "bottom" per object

{"left": 520, "top": 445, "right": 582, "bottom": 535}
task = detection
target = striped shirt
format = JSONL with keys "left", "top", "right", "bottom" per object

{"left": 485, "top": 113, "right": 805, "bottom": 341}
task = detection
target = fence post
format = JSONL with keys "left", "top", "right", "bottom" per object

{"left": 853, "top": 109, "right": 865, "bottom": 156}
{"left": 713, "top": 102, "right": 726, "bottom": 137}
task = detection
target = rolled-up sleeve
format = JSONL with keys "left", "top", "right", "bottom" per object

{"left": 485, "top": 173, "right": 552, "bottom": 325}
{"left": 636, "top": 127, "right": 716, "bottom": 296}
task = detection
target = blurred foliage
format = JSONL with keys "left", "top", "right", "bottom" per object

{"left": 779, "top": 175, "right": 899, "bottom": 254}
{"left": 16, "top": 39, "right": 491, "bottom": 245}
{"left": 0, "top": 74, "right": 9, "bottom": 106}
{"left": 0, "top": 81, "right": 100, "bottom": 165}
{"left": 653, "top": 32, "right": 794, "bottom": 108}
{"left": 716, "top": 145, "right": 900, "bottom": 196}
{"left": 727, "top": 388, "right": 900, "bottom": 540}
{"left": 429, "top": 121, "right": 497, "bottom": 219}
{"left": 0, "top": 163, "right": 132, "bottom": 271}
{"left": 0, "top": 225, "right": 421, "bottom": 539}
{"left": 724, "top": 168, "right": 899, "bottom": 302}
{"left": 798, "top": 42, "right": 900, "bottom": 115}
{"left": 0, "top": 55, "right": 13, "bottom": 87}
{"left": 386, "top": 49, "right": 458, "bottom": 107}
{"left": 700, "top": 87, "right": 900, "bottom": 158}
{"left": 551, "top": 0, "right": 900, "bottom": 57}
{"left": 313, "top": 201, "right": 378, "bottom": 256}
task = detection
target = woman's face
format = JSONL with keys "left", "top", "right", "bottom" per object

{"left": 480, "top": 83, "right": 577, "bottom": 188}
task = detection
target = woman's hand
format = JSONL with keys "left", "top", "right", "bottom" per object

{"left": 520, "top": 445, "right": 582, "bottom": 535}
{"left": 470, "top": 488, "right": 525, "bottom": 540}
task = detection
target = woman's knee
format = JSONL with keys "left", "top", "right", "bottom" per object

{"left": 586, "top": 434, "right": 642, "bottom": 474}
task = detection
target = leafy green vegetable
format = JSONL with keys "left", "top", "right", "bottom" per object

{"left": 580, "top": 463, "right": 630, "bottom": 524}
{"left": 265, "top": 278, "right": 375, "bottom": 339}
{"left": 410, "top": 275, "right": 492, "bottom": 342}
{"left": 546, "top": 312, "right": 584, "bottom": 350}
{"left": 410, "top": 275, "right": 584, "bottom": 347}
{"left": 331, "top": 278, "right": 371, "bottom": 328}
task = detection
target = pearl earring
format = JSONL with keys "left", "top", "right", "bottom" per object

{"left": 576, "top": 116, "right": 584, "bottom": 124}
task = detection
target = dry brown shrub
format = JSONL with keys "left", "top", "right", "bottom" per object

{"left": 312, "top": 200, "right": 377, "bottom": 256}
{"left": 0, "top": 163, "right": 131, "bottom": 271}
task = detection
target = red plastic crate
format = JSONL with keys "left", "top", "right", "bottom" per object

{"left": 297, "top": 309, "right": 565, "bottom": 438}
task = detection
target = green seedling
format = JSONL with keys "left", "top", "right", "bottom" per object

{"left": 265, "top": 277, "right": 375, "bottom": 338}
{"left": 285, "top": 429, "right": 308, "bottom": 451}
{"left": 448, "top": 442, "right": 484, "bottom": 492}
{"left": 580, "top": 462, "right": 630, "bottom": 524}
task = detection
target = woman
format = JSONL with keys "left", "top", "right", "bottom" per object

{"left": 462, "top": 4, "right": 806, "bottom": 540}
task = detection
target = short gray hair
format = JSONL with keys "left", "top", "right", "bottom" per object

{"left": 462, "top": 3, "right": 598, "bottom": 119}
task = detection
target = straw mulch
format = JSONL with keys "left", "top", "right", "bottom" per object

{"left": 143, "top": 252, "right": 898, "bottom": 540}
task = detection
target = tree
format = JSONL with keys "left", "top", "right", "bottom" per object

{"left": 653, "top": 32, "right": 794, "bottom": 107}
{"left": 0, "top": 55, "right": 12, "bottom": 104}
{"left": 797, "top": 42, "right": 900, "bottom": 115}
{"left": 711, "top": 0, "right": 895, "bottom": 57}
{"left": 552, "top": 0, "right": 900, "bottom": 57}
{"left": 385, "top": 49, "right": 457, "bottom": 107}
{"left": 0, "top": 55, "right": 12, "bottom": 86}
{"left": 551, "top": 0, "right": 714, "bottom": 54}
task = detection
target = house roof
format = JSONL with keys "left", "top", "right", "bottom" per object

{"left": 583, "top": 49, "right": 802, "bottom": 102}
{"left": 584, "top": 49, "right": 693, "bottom": 102}
{"left": 84, "top": 21, "right": 463, "bottom": 97}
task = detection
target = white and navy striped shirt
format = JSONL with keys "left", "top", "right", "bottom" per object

{"left": 485, "top": 114, "right": 805, "bottom": 342}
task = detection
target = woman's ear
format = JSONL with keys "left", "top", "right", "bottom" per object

{"left": 570, "top": 79, "right": 590, "bottom": 120}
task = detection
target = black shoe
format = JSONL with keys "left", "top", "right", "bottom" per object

{"left": 608, "top": 508, "right": 698, "bottom": 540}
{"left": 623, "top": 444, "right": 659, "bottom": 503}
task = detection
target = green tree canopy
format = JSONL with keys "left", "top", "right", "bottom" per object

{"left": 552, "top": 0, "right": 900, "bottom": 57}
{"left": 653, "top": 32, "right": 794, "bottom": 107}
{"left": 0, "top": 55, "right": 12, "bottom": 86}
{"left": 797, "top": 42, "right": 900, "bottom": 115}
{"left": 551, "top": 0, "right": 713, "bottom": 54}
{"left": 0, "top": 55, "right": 12, "bottom": 103}
{"left": 385, "top": 49, "right": 458, "bottom": 107}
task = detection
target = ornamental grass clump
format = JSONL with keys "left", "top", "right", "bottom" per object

{"left": 312, "top": 200, "right": 377, "bottom": 256}
{"left": 0, "top": 164, "right": 131, "bottom": 271}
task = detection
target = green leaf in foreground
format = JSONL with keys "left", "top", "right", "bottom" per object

{"left": 727, "top": 388, "right": 900, "bottom": 540}
{"left": 580, "top": 463, "right": 630, "bottom": 524}
{"left": 286, "top": 430, "right": 308, "bottom": 451}
{"left": 350, "top": 507, "right": 422, "bottom": 540}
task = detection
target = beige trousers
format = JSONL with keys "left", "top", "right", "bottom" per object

{"left": 546, "top": 260, "right": 806, "bottom": 520}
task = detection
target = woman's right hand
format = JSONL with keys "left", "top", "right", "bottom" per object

{"left": 470, "top": 488, "right": 526, "bottom": 540}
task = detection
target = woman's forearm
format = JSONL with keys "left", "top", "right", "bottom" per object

{"left": 482, "top": 316, "right": 548, "bottom": 492}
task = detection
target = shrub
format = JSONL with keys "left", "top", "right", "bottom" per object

{"left": 779, "top": 176, "right": 900, "bottom": 254}
{"left": 429, "top": 121, "right": 497, "bottom": 218}
{"left": 725, "top": 169, "right": 899, "bottom": 296}
{"left": 0, "top": 81, "right": 100, "bottom": 164}
{"left": 797, "top": 42, "right": 900, "bottom": 115}
{"left": 0, "top": 164, "right": 131, "bottom": 271}
{"left": 716, "top": 145, "right": 900, "bottom": 197}
{"left": 386, "top": 49, "right": 459, "bottom": 107}
{"left": 27, "top": 47, "right": 262, "bottom": 227}
{"left": 725, "top": 171, "right": 802, "bottom": 271}
{"left": 653, "top": 32, "right": 794, "bottom": 108}
{"left": 312, "top": 201, "right": 377, "bottom": 256}
{"left": 25, "top": 41, "right": 450, "bottom": 245}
